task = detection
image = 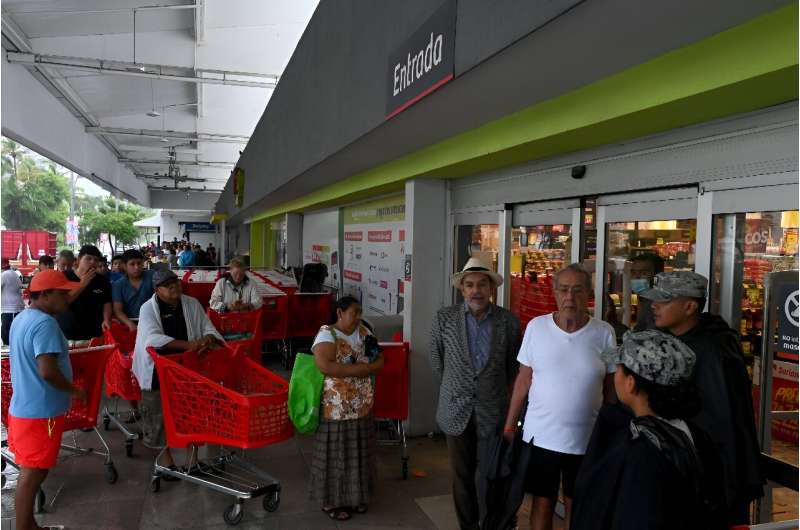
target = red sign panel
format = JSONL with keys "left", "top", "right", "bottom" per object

{"left": 368, "top": 230, "right": 392, "bottom": 242}
{"left": 344, "top": 270, "right": 362, "bottom": 282}
{"left": 345, "top": 231, "right": 363, "bottom": 241}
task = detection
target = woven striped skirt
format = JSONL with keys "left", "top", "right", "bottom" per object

{"left": 309, "top": 415, "right": 377, "bottom": 507}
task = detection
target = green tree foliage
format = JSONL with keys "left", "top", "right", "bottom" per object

{"left": 79, "top": 197, "right": 150, "bottom": 255}
{"left": 1, "top": 141, "right": 70, "bottom": 232}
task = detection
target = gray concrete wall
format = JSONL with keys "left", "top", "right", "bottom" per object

{"left": 404, "top": 179, "right": 449, "bottom": 435}
{"left": 217, "top": 0, "right": 789, "bottom": 225}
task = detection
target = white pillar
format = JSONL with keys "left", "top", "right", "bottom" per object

{"left": 219, "top": 219, "right": 227, "bottom": 266}
{"left": 404, "top": 178, "right": 448, "bottom": 436}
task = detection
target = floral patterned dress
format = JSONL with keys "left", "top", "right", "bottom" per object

{"left": 318, "top": 324, "right": 374, "bottom": 420}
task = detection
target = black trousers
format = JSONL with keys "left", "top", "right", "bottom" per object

{"left": 446, "top": 416, "right": 480, "bottom": 530}
{"left": 1, "top": 312, "right": 19, "bottom": 346}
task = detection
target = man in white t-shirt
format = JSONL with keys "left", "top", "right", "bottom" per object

{"left": 1, "top": 259, "right": 26, "bottom": 346}
{"left": 504, "top": 263, "right": 616, "bottom": 530}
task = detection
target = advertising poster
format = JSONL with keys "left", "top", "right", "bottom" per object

{"left": 342, "top": 196, "right": 406, "bottom": 316}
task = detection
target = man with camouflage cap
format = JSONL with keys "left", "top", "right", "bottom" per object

{"left": 572, "top": 330, "right": 725, "bottom": 530}
{"left": 640, "top": 271, "right": 763, "bottom": 525}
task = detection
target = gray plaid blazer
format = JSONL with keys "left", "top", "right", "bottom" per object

{"left": 429, "top": 303, "right": 520, "bottom": 438}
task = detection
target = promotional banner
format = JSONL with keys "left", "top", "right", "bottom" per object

{"left": 65, "top": 218, "right": 79, "bottom": 245}
{"left": 342, "top": 196, "right": 406, "bottom": 316}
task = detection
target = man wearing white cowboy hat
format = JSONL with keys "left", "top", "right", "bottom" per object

{"left": 430, "top": 256, "right": 520, "bottom": 530}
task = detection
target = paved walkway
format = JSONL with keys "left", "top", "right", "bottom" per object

{"left": 2, "top": 428, "right": 461, "bottom": 529}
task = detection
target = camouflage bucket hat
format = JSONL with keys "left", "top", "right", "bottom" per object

{"left": 602, "top": 329, "right": 696, "bottom": 386}
{"left": 639, "top": 271, "right": 708, "bottom": 303}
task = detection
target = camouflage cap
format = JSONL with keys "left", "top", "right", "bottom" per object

{"left": 602, "top": 329, "right": 696, "bottom": 386}
{"left": 638, "top": 271, "right": 708, "bottom": 303}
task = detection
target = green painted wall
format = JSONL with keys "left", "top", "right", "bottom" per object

{"left": 250, "top": 4, "right": 797, "bottom": 223}
{"left": 250, "top": 220, "right": 265, "bottom": 268}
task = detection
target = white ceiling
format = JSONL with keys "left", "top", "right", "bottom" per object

{"left": 1, "top": 0, "right": 318, "bottom": 197}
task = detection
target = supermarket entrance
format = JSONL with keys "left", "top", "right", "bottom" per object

{"left": 507, "top": 199, "right": 580, "bottom": 330}
{"left": 594, "top": 188, "right": 699, "bottom": 331}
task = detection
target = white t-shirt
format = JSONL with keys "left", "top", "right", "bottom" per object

{"left": 312, "top": 325, "right": 364, "bottom": 353}
{"left": 518, "top": 314, "right": 616, "bottom": 455}
{"left": 1, "top": 269, "right": 25, "bottom": 313}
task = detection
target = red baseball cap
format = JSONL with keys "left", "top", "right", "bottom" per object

{"left": 29, "top": 270, "right": 81, "bottom": 292}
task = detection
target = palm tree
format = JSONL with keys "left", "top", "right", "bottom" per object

{"left": 1, "top": 138, "right": 23, "bottom": 182}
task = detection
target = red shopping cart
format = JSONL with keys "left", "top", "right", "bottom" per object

{"left": 280, "top": 292, "right": 333, "bottom": 368}
{"left": 181, "top": 269, "right": 220, "bottom": 309}
{"left": 207, "top": 307, "right": 264, "bottom": 364}
{"left": 101, "top": 323, "right": 142, "bottom": 457}
{"left": 147, "top": 344, "right": 291, "bottom": 525}
{"left": 260, "top": 295, "right": 288, "bottom": 341}
{"left": 1, "top": 345, "right": 119, "bottom": 511}
{"left": 373, "top": 342, "right": 410, "bottom": 479}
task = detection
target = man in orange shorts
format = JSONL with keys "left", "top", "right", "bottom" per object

{"left": 8, "top": 270, "right": 87, "bottom": 530}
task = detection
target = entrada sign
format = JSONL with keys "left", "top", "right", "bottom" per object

{"left": 386, "top": 0, "right": 455, "bottom": 120}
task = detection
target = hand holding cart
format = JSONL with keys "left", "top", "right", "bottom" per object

{"left": 147, "top": 344, "right": 292, "bottom": 526}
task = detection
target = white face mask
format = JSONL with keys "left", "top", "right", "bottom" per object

{"left": 631, "top": 278, "right": 650, "bottom": 294}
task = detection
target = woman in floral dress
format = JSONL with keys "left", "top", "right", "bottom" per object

{"left": 309, "top": 296, "right": 384, "bottom": 521}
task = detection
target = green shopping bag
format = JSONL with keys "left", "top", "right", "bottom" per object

{"left": 288, "top": 352, "right": 325, "bottom": 434}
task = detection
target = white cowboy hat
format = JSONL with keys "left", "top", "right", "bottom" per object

{"left": 451, "top": 257, "right": 503, "bottom": 288}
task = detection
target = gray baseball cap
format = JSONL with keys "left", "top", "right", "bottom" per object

{"left": 602, "top": 330, "right": 696, "bottom": 386}
{"left": 153, "top": 269, "right": 179, "bottom": 288}
{"left": 638, "top": 271, "right": 708, "bottom": 303}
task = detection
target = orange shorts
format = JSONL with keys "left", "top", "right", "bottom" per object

{"left": 8, "top": 415, "right": 65, "bottom": 469}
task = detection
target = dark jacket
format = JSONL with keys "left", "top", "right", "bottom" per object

{"left": 572, "top": 409, "right": 725, "bottom": 530}
{"left": 429, "top": 303, "right": 520, "bottom": 437}
{"left": 677, "top": 313, "right": 764, "bottom": 509}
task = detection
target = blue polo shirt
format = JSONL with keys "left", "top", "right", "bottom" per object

{"left": 112, "top": 270, "right": 155, "bottom": 318}
{"left": 9, "top": 308, "right": 72, "bottom": 419}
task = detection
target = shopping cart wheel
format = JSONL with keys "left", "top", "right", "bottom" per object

{"left": 223, "top": 502, "right": 244, "bottom": 526}
{"left": 262, "top": 486, "right": 280, "bottom": 512}
{"left": 34, "top": 489, "right": 45, "bottom": 513}
{"left": 402, "top": 458, "right": 409, "bottom": 480}
{"left": 125, "top": 440, "right": 134, "bottom": 458}
{"left": 150, "top": 476, "right": 160, "bottom": 493}
{"left": 102, "top": 415, "right": 111, "bottom": 431}
{"left": 105, "top": 463, "right": 118, "bottom": 484}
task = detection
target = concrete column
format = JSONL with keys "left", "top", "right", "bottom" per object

{"left": 219, "top": 219, "right": 227, "bottom": 266}
{"left": 404, "top": 178, "right": 448, "bottom": 436}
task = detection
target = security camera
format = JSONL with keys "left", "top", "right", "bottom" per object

{"left": 571, "top": 165, "right": 587, "bottom": 179}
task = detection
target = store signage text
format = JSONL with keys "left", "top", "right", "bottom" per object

{"left": 393, "top": 32, "right": 444, "bottom": 97}
{"left": 386, "top": 0, "right": 456, "bottom": 120}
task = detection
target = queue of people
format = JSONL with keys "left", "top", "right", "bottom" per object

{"left": 3, "top": 247, "right": 257, "bottom": 530}
{"left": 433, "top": 257, "right": 764, "bottom": 530}
{"left": 3, "top": 244, "right": 767, "bottom": 529}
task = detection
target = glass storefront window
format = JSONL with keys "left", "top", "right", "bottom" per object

{"left": 710, "top": 209, "right": 798, "bottom": 522}
{"left": 605, "top": 219, "right": 697, "bottom": 330}
{"left": 454, "top": 224, "right": 499, "bottom": 303}
{"left": 710, "top": 211, "right": 799, "bottom": 373}
{"left": 509, "top": 224, "right": 571, "bottom": 329}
